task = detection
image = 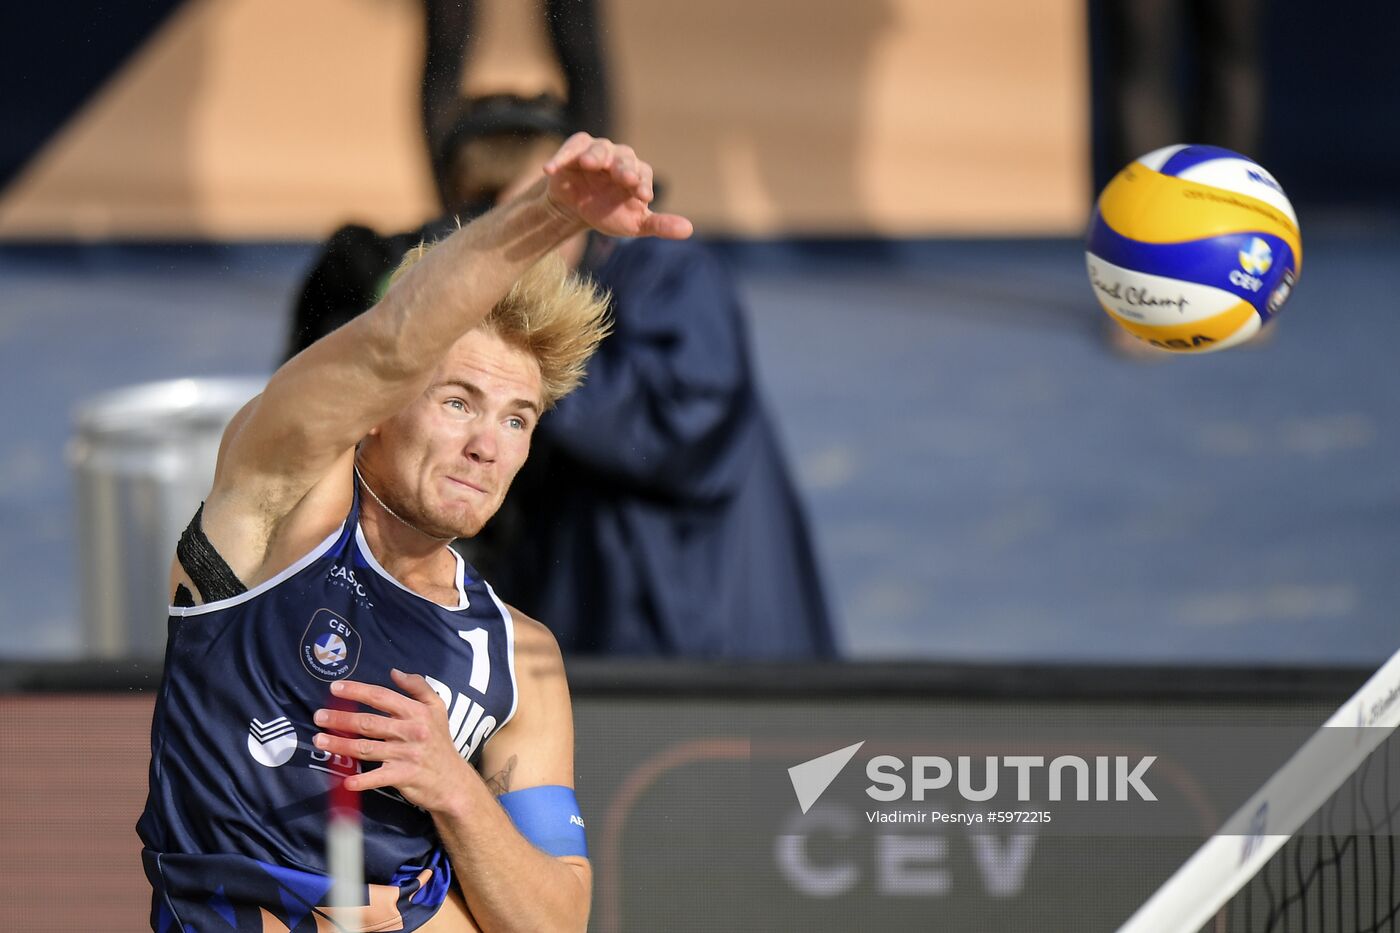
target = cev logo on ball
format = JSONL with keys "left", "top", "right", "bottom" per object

{"left": 1230, "top": 237, "right": 1272, "bottom": 292}
{"left": 1239, "top": 237, "right": 1273, "bottom": 275}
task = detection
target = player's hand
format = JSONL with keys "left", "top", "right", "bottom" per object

{"left": 313, "top": 669, "right": 472, "bottom": 815}
{"left": 542, "top": 133, "right": 693, "bottom": 241}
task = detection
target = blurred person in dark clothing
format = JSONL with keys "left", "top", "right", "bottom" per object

{"left": 1099, "top": 0, "right": 1268, "bottom": 357}
{"left": 1103, "top": 0, "right": 1264, "bottom": 171}
{"left": 491, "top": 232, "right": 837, "bottom": 657}
{"left": 288, "top": 96, "right": 837, "bottom": 659}
{"left": 288, "top": 94, "right": 574, "bottom": 349}
{"left": 421, "top": 0, "right": 612, "bottom": 207}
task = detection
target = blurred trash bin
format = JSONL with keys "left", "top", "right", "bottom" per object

{"left": 68, "top": 377, "right": 264, "bottom": 658}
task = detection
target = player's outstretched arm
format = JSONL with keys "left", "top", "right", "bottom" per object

{"left": 211, "top": 135, "right": 691, "bottom": 528}
{"left": 313, "top": 615, "right": 590, "bottom": 932}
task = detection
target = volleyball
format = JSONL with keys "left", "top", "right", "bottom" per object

{"left": 1086, "top": 144, "right": 1302, "bottom": 353}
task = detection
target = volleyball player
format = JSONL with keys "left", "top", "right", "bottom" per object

{"left": 137, "top": 135, "right": 691, "bottom": 931}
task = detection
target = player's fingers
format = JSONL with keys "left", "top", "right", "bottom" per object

{"left": 612, "top": 159, "right": 639, "bottom": 187}
{"left": 610, "top": 146, "right": 639, "bottom": 185}
{"left": 314, "top": 732, "right": 390, "bottom": 762}
{"left": 314, "top": 707, "right": 406, "bottom": 740}
{"left": 330, "top": 679, "right": 416, "bottom": 718}
{"left": 343, "top": 764, "right": 401, "bottom": 794}
{"left": 639, "top": 211, "right": 694, "bottom": 241}
{"left": 544, "top": 132, "right": 595, "bottom": 173}
{"left": 637, "top": 162, "right": 655, "bottom": 203}
{"left": 389, "top": 668, "right": 443, "bottom": 708}
{"left": 579, "top": 138, "right": 614, "bottom": 171}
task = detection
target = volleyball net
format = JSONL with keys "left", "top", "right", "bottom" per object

{"left": 1119, "top": 647, "right": 1400, "bottom": 933}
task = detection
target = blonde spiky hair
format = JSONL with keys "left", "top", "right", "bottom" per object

{"left": 390, "top": 243, "right": 611, "bottom": 410}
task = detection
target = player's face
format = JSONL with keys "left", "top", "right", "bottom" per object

{"left": 368, "top": 328, "right": 543, "bottom": 538}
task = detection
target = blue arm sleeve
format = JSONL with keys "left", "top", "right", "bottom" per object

{"left": 497, "top": 785, "right": 589, "bottom": 859}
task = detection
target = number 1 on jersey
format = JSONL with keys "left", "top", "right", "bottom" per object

{"left": 457, "top": 628, "right": 491, "bottom": 694}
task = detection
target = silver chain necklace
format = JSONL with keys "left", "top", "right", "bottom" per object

{"left": 353, "top": 462, "right": 454, "bottom": 544}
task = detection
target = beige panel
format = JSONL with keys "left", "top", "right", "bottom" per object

{"left": 608, "top": 0, "right": 1090, "bottom": 234}
{"left": 0, "top": 0, "right": 1088, "bottom": 239}
{"left": 0, "top": 0, "right": 440, "bottom": 239}
{"left": 458, "top": 0, "right": 566, "bottom": 98}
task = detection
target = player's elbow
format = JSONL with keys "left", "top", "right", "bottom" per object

{"left": 562, "top": 894, "right": 590, "bottom": 933}
{"left": 352, "top": 303, "right": 426, "bottom": 383}
{"left": 559, "top": 860, "right": 592, "bottom": 933}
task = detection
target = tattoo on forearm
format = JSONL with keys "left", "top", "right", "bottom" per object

{"left": 484, "top": 754, "right": 518, "bottom": 796}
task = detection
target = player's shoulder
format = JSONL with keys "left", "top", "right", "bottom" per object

{"left": 504, "top": 605, "right": 566, "bottom": 666}
{"left": 500, "top": 605, "right": 573, "bottom": 718}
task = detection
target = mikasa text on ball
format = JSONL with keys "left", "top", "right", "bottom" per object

{"left": 1086, "top": 144, "right": 1302, "bottom": 353}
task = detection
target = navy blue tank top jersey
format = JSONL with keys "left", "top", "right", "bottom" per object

{"left": 137, "top": 481, "right": 519, "bottom": 932}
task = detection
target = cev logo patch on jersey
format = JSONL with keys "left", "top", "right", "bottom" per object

{"left": 301, "top": 608, "right": 362, "bottom": 681}
{"left": 314, "top": 633, "right": 347, "bottom": 665}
